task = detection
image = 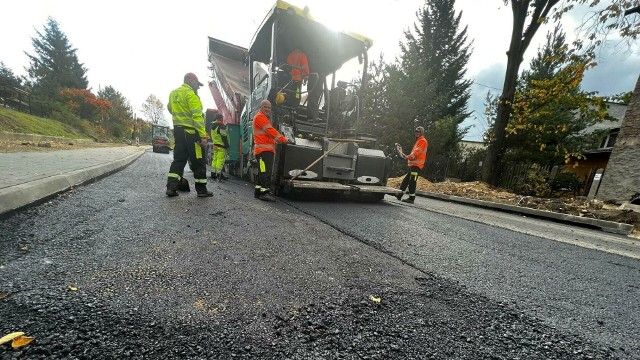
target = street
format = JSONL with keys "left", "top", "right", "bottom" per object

{"left": 0, "top": 150, "right": 638, "bottom": 359}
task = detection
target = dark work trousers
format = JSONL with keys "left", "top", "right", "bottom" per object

{"left": 255, "top": 151, "right": 275, "bottom": 196}
{"left": 168, "top": 126, "right": 207, "bottom": 183}
{"left": 284, "top": 80, "right": 301, "bottom": 109}
{"left": 400, "top": 166, "right": 421, "bottom": 198}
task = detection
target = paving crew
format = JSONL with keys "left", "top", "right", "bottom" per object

{"left": 165, "top": 72, "right": 213, "bottom": 197}
{"left": 208, "top": 112, "right": 229, "bottom": 181}
{"left": 285, "top": 48, "right": 309, "bottom": 108}
{"left": 253, "top": 100, "right": 289, "bottom": 201}
{"left": 395, "top": 126, "right": 428, "bottom": 203}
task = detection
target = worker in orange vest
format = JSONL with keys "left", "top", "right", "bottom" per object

{"left": 285, "top": 48, "right": 309, "bottom": 108}
{"left": 395, "top": 126, "right": 428, "bottom": 203}
{"left": 253, "top": 100, "right": 289, "bottom": 201}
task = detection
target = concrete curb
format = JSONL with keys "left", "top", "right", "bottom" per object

{"left": 0, "top": 148, "right": 146, "bottom": 215}
{"left": 416, "top": 190, "right": 635, "bottom": 235}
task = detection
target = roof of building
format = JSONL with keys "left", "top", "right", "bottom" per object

{"left": 581, "top": 101, "right": 627, "bottom": 133}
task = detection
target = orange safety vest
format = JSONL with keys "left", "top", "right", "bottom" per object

{"left": 406, "top": 135, "right": 428, "bottom": 169}
{"left": 287, "top": 49, "right": 309, "bottom": 82}
{"left": 253, "top": 111, "right": 287, "bottom": 155}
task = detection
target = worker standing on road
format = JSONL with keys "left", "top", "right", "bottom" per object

{"left": 209, "top": 112, "right": 229, "bottom": 182}
{"left": 285, "top": 48, "right": 309, "bottom": 108}
{"left": 395, "top": 126, "right": 428, "bottom": 204}
{"left": 165, "top": 72, "right": 213, "bottom": 197}
{"left": 253, "top": 100, "right": 288, "bottom": 202}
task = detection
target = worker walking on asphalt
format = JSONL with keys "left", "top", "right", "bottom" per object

{"left": 165, "top": 72, "right": 213, "bottom": 197}
{"left": 395, "top": 126, "right": 428, "bottom": 203}
{"left": 209, "top": 112, "right": 229, "bottom": 181}
{"left": 253, "top": 100, "right": 288, "bottom": 202}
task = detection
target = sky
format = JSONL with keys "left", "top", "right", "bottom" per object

{"left": 1, "top": 0, "right": 638, "bottom": 141}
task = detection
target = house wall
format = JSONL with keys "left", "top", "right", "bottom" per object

{"left": 566, "top": 152, "right": 610, "bottom": 182}
{"left": 597, "top": 74, "right": 640, "bottom": 202}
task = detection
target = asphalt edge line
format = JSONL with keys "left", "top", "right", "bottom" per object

{"left": 0, "top": 148, "right": 146, "bottom": 216}
{"left": 415, "top": 190, "right": 634, "bottom": 235}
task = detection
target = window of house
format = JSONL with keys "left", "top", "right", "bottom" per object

{"left": 600, "top": 130, "right": 619, "bottom": 148}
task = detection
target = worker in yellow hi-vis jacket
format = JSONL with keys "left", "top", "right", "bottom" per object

{"left": 165, "top": 72, "right": 213, "bottom": 197}
{"left": 208, "top": 112, "right": 229, "bottom": 182}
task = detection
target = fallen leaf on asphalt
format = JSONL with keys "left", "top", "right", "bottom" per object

{"left": 369, "top": 295, "right": 381, "bottom": 303}
{"left": 68, "top": 285, "right": 78, "bottom": 291}
{"left": 11, "top": 335, "right": 34, "bottom": 349}
{"left": 0, "top": 332, "right": 25, "bottom": 345}
{"left": 0, "top": 292, "right": 8, "bottom": 300}
{"left": 20, "top": 245, "right": 28, "bottom": 251}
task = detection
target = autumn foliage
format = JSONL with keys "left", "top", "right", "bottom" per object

{"left": 509, "top": 58, "right": 607, "bottom": 163}
{"left": 58, "top": 88, "right": 111, "bottom": 122}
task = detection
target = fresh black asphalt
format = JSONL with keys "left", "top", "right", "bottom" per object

{"left": 1, "top": 150, "right": 637, "bottom": 359}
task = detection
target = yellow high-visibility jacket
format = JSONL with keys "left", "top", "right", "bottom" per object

{"left": 167, "top": 84, "right": 205, "bottom": 138}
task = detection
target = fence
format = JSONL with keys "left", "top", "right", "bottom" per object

{"left": 0, "top": 83, "right": 53, "bottom": 117}
{"left": 421, "top": 154, "right": 483, "bottom": 183}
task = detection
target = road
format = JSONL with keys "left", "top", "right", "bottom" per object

{"left": 0, "top": 150, "right": 638, "bottom": 359}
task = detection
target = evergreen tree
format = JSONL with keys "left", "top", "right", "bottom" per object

{"left": 25, "top": 17, "right": 88, "bottom": 99}
{"left": 396, "top": 0, "right": 473, "bottom": 157}
{"left": 0, "top": 62, "right": 23, "bottom": 88}
{"left": 360, "top": 55, "right": 392, "bottom": 143}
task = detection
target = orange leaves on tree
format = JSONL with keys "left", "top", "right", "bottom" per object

{"left": 59, "top": 88, "right": 112, "bottom": 121}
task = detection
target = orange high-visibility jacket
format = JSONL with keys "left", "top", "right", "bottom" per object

{"left": 287, "top": 49, "right": 309, "bottom": 82}
{"left": 253, "top": 111, "right": 287, "bottom": 155}
{"left": 406, "top": 135, "right": 428, "bottom": 169}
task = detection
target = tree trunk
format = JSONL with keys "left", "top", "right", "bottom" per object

{"left": 481, "top": 1, "right": 529, "bottom": 185}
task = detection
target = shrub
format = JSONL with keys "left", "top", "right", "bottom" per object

{"left": 512, "top": 170, "right": 552, "bottom": 198}
{"left": 552, "top": 172, "right": 583, "bottom": 193}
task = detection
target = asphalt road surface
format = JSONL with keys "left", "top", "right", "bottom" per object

{"left": 1, "top": 150, "right": 638, "bottom": 359}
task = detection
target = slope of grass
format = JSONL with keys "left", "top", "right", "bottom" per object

{"left": 0, "top": 107, "right": 91, "bottom": 139}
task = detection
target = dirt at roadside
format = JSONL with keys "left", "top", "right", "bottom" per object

{"left": 387, "top": 176, "right": 640, "bottom": 238}
{"left": 0, "top": 139, "right": 134, "bottom": 153}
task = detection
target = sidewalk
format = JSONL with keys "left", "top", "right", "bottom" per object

{"left": 0, "top": 146, "right": 634, "bottom": 236}
{"left": 0, "top": 146, "right": 147, "bottom": 215}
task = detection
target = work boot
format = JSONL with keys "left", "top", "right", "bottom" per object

{"left": 401, "top": 197, "right": 415, "bottom": 204}
{"left": 395, "top": 193, "right": 404, "bottom": 201}
{"left": 210, "top": 172, "right": 217, "bottom": 179}
{"left": 166, "top": 177, "right": 179, "bottom": 197}
{"left": 195, "top": 184, "right": 213, "bottom": 197}
{"left": 259, "top": 192, "right": 276, "bottom": 202}
{"left": 177, "top": 178, "right": 190, "bottom": 192}
{"left": 220, "top": 173, "right": 229, "bottom": 181}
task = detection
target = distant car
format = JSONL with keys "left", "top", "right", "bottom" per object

{"left": 152, "top": 125, "right": 171, "bottom": 154}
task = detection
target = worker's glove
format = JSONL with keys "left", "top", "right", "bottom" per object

{"left": 394, "top": 143, "right": 407, "bottom": 159}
